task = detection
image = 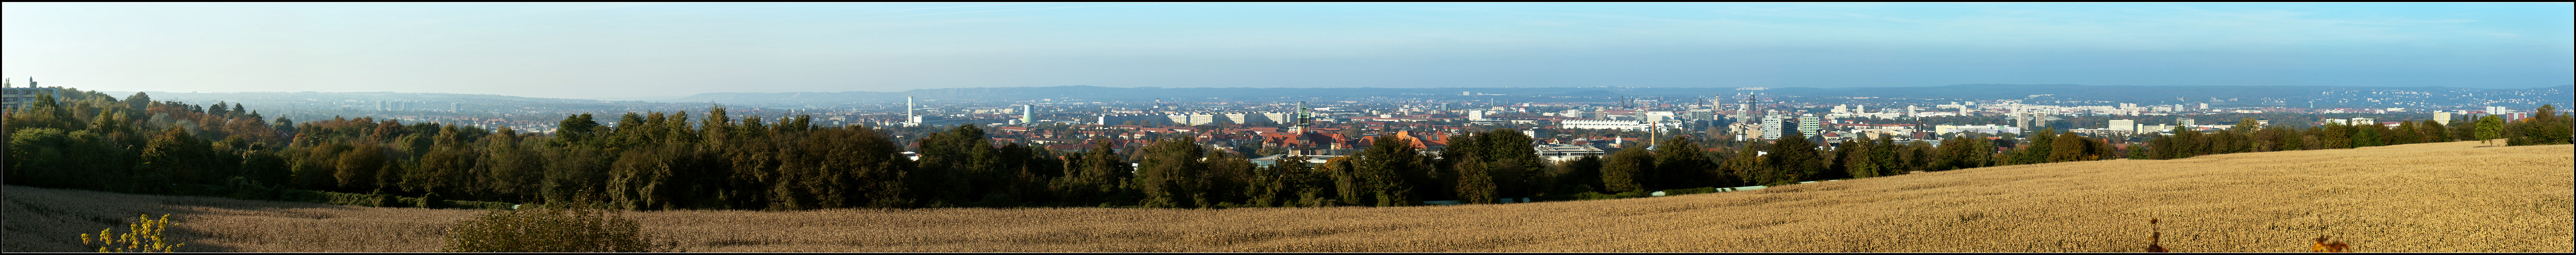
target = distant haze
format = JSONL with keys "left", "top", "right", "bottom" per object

{"left": 5, "top": 3, "right": 2569, "bottom": 100}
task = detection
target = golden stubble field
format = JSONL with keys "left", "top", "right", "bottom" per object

{"left": 6, "top": 140, "right": 2569, "bottom": 252}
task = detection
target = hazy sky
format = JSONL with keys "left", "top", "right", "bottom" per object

{"left": 4, "top": 3, "right": 2569, "bottom": 99}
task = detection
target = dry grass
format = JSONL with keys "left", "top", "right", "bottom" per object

{"left": 7, "top": 141, "right": 2569, "bottom": 252}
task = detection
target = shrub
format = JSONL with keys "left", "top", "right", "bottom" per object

{"left": 1659, "top": 187, "right": 1720, "bottom": 196}
{"left": 416, "top": 193, "right": 439, "bottom": 209}
{"left": 1549, "top": 191, "right": 1651, "bottom": 201}
{"left": 439, "top": 204, "right": 682, "bottom": 252}
{"left": 447, "top": 200, "right": 517, "bottom": 210}
{"left": 80, "top": 214, "right": 187, "bottom": 252}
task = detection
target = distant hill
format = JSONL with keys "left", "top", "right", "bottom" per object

{"left": 111, "top": 91, "right": 621, "bottom": 104}
{"left": 663, "top": 84, "right": 2573, "bottom": 108}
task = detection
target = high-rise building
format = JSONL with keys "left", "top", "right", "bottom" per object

{"left": 1, "top": 77, "right": 62, "bottom": 114}
{"left": 2351, "top": 118, "right": 2377, "bottom": 126}
{"left": 1560, "top": 119, "right": 1648, "bottom": 131}
{"left": 2013, "top": 112, "right": 2043, "bottom": 132}
{"left": 1645, "top": 111, "right": 1680, "bottom": 124}
{"left": 1097, "top": 114, "right": 1168, "bottom": 126}
{"left": 2109, "top": 119, "right": 2137, "bottom": 133}
{"left": 2434, "top": 111, "right": 2453, "bottom": 125}
{"left": 1166, "top": 114, "right": 1218, "bottom": 125}
{"left": 1798, "top": 114, "right": 1822, "bottom": 138}
{"left": 2176, "top": 118, "right": 2196, "bottom": 127}
{"left": 1739, "top": 92, "right": 1760, "bottom": 114}
{"left": 1759, "top": 113, "right": 1786, "bottom": 140}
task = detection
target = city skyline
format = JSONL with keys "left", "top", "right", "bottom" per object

{"left": 4, "top": 3, "right": 2569, "bottom": 100}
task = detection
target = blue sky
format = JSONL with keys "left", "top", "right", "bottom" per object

{"left": 4, "top": 3, "right": 2569, "bottom": 99}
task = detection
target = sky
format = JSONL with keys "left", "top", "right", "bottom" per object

{"left": 4, "top": 3, "right": 2570, "bottom": 100}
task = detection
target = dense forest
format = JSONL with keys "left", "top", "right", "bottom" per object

{"left": 7, "top": 87, "right": 2564, "bottom": 211}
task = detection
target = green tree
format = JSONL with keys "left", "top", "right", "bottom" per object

{"left": 1869, "top": 136, "right": 1903, "bottom": 178}
{"left": 1651, "top": 136, "right": 1713, "bottom": 190}
{"left": 137, "top": 127, "right": 212, "bottom": 190}
{"left": 8, "top": 129, "right": 76, "bottom": 188}
{"left": 2046, "top": 131, "right": 2090, "bottom": 163}
{"left": 2417, "top": 120, "right": 2448, "bottom": 144}
{"left": 2017, "top": 128, "right": 2055, "bottom": 165}
{"left": 1935, "top": 133, "right": 1989, "bottom": 170}
{"left": 1552, "top": 155, "right": 1604, "bottom": 194}
{"left": 1136, "top": 136, "right": 1207, "bottom": 208}
{"left": 1840, "top": 138, "right": 1879, "bottom": 179}
{"left": 1475, "top": 129, "right": 1544, "bottom": 198}
{"left": 2387, "top": 121, "right": 2421, "bottom": 145}
{"left": 1451, "top": 149, "right": 1497, "bottom": 204}
{"left": 553, "top": 114, "right": 600, "bottom": 147}
{"left": 1720, "top": 141, "right": 1766, "bottom": 187}
{"left": 912, "top": 124, "right": 999, "bottom": 207}
{"left": 1768, "top": 129, "right": 1824, "bottom": 183}
{"left": 1350, "top": 135, "right": 1428, "bottom": 206}
{"left": 2352, "top": 123, "right": 2384, "bottom": 148}
{"left": 1597, "top": 146, "right": 1653, "bottom": 194}
{"left": 2475, "top": 115, "right": 2504, "bottom": 145}
{"left": 2317, "top": 123, "right": 2352, "bottom": 149}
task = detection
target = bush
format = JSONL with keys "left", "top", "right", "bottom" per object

{"left": 446, "top": 201, "right": 517, "bottom": 210}
{"left": 1659, "top": 187, "right": 1721, "bottom": 196}
{"left": 279, "top": 189, "right": 327, "bottom": 203}
{"left": 439, "top": 204, "right": 682, "bottom": 252}
{"left": 172, "top": 184, "right": 225, "bottom": 197}
{"left": 1543, "top": 191, "right": 1652, "bottom": 201}
{"left": 81, "top": 214, "right": 187, "bottom": 252}
{"left": 416, "top": 193, "right": 439, "bottom": 209}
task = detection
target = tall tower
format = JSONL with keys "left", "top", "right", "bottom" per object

{"left": 1741, "top": 92, "right": 1760, "bottom": 115}
{"left": 1292, "top": 101, "right": 1313, "bottom": 156}
{"left": 1021, "top": 105, "right": 1033, "bottom": 124}
{"left": 905, "top": 97, "right": 916, "bottom": 126}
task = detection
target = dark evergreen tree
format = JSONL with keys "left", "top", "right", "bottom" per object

{"left": 1597, "top": 147, "right": 1652, "bottom": 193}
{"left": 1651, "top": 136, "right": 1713, "bottom": 190}
{"left": 1768, "top": 129, "right": 1823, "bottom": 183}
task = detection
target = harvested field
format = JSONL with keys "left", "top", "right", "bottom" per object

{"left": 6, "top": 141, "right": 2569, "bottom": 252}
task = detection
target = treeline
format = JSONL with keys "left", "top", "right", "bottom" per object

{"left": 2136, "top": 105, "right": 2571, "bottom": 160}
{"left": 11, "top": 88, "right": 2150, "bottom": 210}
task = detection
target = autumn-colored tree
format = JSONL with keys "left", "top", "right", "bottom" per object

{"left": 2047, "top": 131, "right": 2089, "bottom": 163}
{"left": 2511, "top": 104, "right": 2569, "bottom": 146}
